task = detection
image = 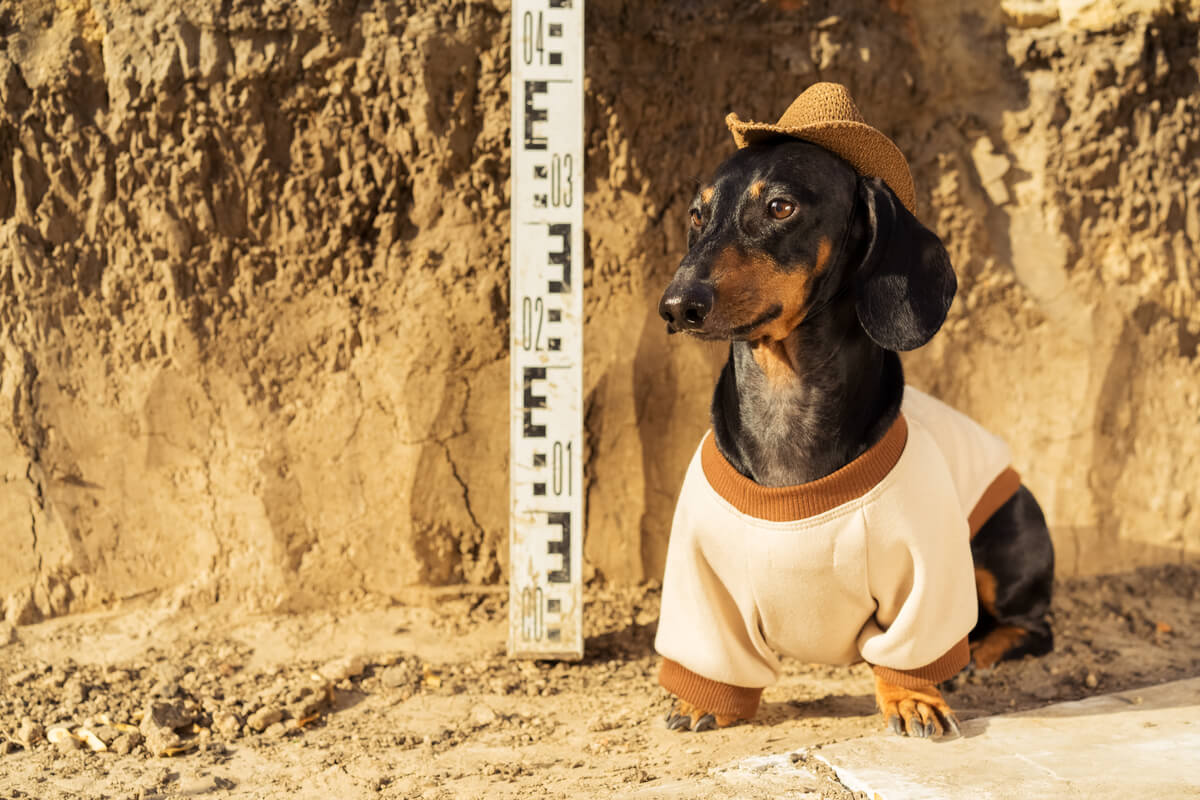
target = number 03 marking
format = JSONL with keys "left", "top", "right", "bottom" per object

{"left": 551, "top": 154, "right": 573, "bottom": 208}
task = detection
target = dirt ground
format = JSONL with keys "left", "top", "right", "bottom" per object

{"left": 1, "top": 563, "right": 1197, "bottom": 799}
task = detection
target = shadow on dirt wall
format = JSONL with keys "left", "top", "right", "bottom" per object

{"left": 600, "top": 0, "right": 1033, "bottom": 579}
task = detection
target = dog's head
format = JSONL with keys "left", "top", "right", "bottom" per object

{"left": 659, "top": 137, "right": 956, "bottom": 352}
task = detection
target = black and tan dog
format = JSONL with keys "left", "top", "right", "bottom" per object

{"left": 653, "top": 84, "right": 1053, "bottom": 738}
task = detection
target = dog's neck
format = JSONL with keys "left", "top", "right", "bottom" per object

{"left": 710, "top": 302, "right": 904, "bottom": 488}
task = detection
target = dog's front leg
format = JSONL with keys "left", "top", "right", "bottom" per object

{"left": 873, "top": 674, "right": 962, "bottom": 738}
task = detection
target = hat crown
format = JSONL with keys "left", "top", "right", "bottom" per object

{"left": 776, "top": 82, "right": 866, "bottom": 129}
{"left": 724, "top": 81, "right": 917, "bottom": 214}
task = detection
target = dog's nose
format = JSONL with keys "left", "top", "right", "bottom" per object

{"left": 659, "top": 283, "right": 714, "bottom": 331}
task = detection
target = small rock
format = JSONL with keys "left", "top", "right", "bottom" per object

{"left": 93, "top": 726, "right": 120, "bottom": 745}
{"left": 288, "top": 695, "right": 324, "bottom": 721}
{"left": 0, "top": 622, "right": 16, "bottom": 646}
{"left": 142, "top": 699, "right": 194, "bottom": 730}
{"left": 63, "top": 678, "right": 89, "bottom": 705}
{"left": 105, "top": 669, "right": 131, "bottom": 684}
{"left": 154, "top": 663, "right": 184, "bottom": 684}
{"left": 48, "top": 727, "right": 80, "bottom": 753}
{"left": 245, "top": 706, "right": 283, "bottom": 733}
{"left": 1085, "top": 672, "right": 1099, "bottom": 689}
{"left": 318, "top": 655, "right": 366, "bottom": 683}
{"left": 16, "top": 719, "right": 43, "bottom": 747}
{"left": 469, "top": 704, "right": 497, "bottom": 728}
{"left": 140, "top": 700, "right": 194, "bottom": 756}
{"left": 3, "top": 588, "right": 38, "bottom": 626}
{"left": 0, "top": 739, "right": 18, "bottom": 755}
{"left": 380, "top": 664, "right": 414, "bottom": 689}
{"left": 152, "top": 679, "right": 180, "bottom": 698}
{"left": 112, "top": 731, "right": 143, "bottom": 755}
{"left": 262, "top": 721, "right": 288, "bottom": 739}
{"left": 55, "top": 736, "right": 83, "bottom": 754}
{"left": 76, "top": 728, "right": 107, "bottom": 752}
{"left": 586, "top": 715, "right": 619, "bottom": 732}
{"left": 213, "top": 712, "right": 241, "bottom": 739}
{"left": 8, "top": 668, "right": 36, "bottom": 687}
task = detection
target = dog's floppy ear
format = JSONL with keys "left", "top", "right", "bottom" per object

{"left": 853, "top": 177, "right": 957, "bottom": 351}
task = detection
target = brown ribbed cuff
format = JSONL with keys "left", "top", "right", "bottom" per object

{"left": 968, "top": 467, "right": 1021, "bottom": 539}
{"left": 701, "top": 414, "right": 908, "bottom": 522}
{"left": 658, "top": 659, "right": 763, "bottom": 720}
{"left": 870, "top": 636, "right": 969, "bottom": 688}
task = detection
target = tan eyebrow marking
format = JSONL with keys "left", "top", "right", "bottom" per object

{"left": 700, "top": 186, "right": 715, "bottom": 204}
{"left": 748, "top": 180, "right": 765, "bottom": 199}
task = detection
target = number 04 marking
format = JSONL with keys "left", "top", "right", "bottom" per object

{"left": 522, "top": 12, "right": 544, "bottom": 65}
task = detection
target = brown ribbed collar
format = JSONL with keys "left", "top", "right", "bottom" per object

{"left": 700, "top": 414, "right": 909, "bottom": 522}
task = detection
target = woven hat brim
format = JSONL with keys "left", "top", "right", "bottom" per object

{"left": 727, "top": 116, "right": 917, "bottom": 215}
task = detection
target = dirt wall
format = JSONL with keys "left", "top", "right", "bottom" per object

{"left": 1, "top": 0, "right": 1197, "bottom": 623}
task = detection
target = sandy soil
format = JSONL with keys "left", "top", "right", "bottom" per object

{"left": 1, "top": 563, "right": 1197, "bottom": 799}
{"left": 5, "top": 1, "right": 1200, "bottom": 628}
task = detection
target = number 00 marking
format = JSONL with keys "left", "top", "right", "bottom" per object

{"left": 521, "top": 586, "right": 544, "bottom": 641}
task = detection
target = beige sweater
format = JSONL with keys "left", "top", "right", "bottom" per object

{"left": 655, "top": 387, "right": 1020, "bottom": 719}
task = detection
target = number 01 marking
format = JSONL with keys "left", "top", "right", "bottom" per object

{"left": 551, "top": 440, "right": 572, "bottom": 496}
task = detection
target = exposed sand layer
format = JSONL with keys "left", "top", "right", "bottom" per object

{"left": 1, "top": 0, "right": 1197, "bottom": 622}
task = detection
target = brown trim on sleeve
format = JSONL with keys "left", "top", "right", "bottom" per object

{"left": 658, "top": 658, "right": 763, "bottom": 720}
{"left": 968, "top": 467, "right": 1021, "bottom": 539}
{"left": 870, "top": 636, "right": 969, "bottom": 688}
{"left": 700, "top": 414, "right": 908, "bottom": 522}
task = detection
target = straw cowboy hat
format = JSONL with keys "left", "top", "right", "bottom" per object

{"left": 725, "top": 82, "right": 917, "bottom": 214}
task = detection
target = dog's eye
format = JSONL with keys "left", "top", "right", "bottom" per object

{"left": 689, "top": 208, "right": 702, "bottom": 228}
{"left": 768, "top": 199, "right": 795, "bottom": 220}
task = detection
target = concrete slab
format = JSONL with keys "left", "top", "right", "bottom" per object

{"left": 808, "top": 677, "right": 1200, "bottom": 800}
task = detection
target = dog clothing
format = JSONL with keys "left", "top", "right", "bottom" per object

{"left": 654, "top": 387, "right": 1020, "bottom": 719}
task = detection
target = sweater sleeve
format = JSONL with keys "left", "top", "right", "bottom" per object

{"left": 653, "top": 511, "right": 780, "bottom": 692}
{"left": 855, "top": 429, "right": 978, "bottom": 681}
{"left": 654, "top": 451, "right": 780, "bottom": 701}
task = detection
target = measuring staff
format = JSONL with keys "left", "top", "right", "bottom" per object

{"left": 508, "top": 0, "right": 585, "bottom": 660}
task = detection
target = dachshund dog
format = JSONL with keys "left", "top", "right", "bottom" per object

{"left": 654, "top": 135, "right": 1054, "bottom": 738}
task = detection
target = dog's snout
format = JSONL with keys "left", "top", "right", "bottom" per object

{"left": 660, "top": 283, "right": 715, "bottom": 331}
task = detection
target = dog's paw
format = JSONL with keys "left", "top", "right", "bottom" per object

{"left": 664, "top": 698, "right": 741, "bottom": 732}
{"left": 969, "top": 625, "right": 1028, "bottom": 671}
{"left": 874, "top": 677, "right": 961, "bottom": 739}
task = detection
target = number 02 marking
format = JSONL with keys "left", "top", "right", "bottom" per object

{"left": 521, "top": 296, "right": 545, "bottom": 351}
